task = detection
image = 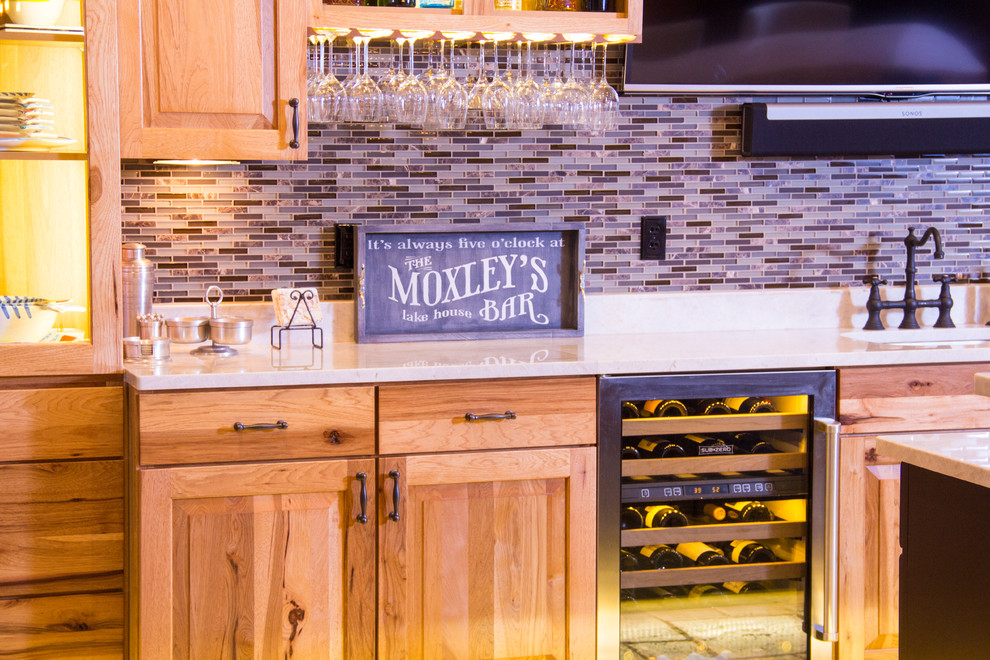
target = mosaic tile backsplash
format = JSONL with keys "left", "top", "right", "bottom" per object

{"left": 122, "top": 62, "right": 990, "bottom": 303}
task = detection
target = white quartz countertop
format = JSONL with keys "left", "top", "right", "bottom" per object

{"left": 125, "top": 287, "right": 990, "bottom": 391}
{"left": 876, "top": 432, "right": 990, "bottom": 489}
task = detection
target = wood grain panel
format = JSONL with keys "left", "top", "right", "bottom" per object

{"left": 0, "top": 592, "right": 123, "bottom": 659}
{"left": 0, "top": 386, "right": 123, "bottom": 462}
{"left": 138, "top": 386, "right": 374, "bottom": 465}
{"left": 839, "top": 362, "right": 990, "bottom": 399}
{"left": 378, "top": 446, "right": 596, "bottom": 660}
{"left": 0, "top": 461, "right": 123, "bottom": 596}
{"left": 137, "top": 459, "right": 375, "bottom": 660}
{"left": 378, "top": 377, "right": 596, "bottom": 454}
{"left": 837, "top": 434, "right": 868, "bottom": 660}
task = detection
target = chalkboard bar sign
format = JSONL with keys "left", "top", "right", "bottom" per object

{"left": 355, "top": 223, "right": 585, "bottom": 343}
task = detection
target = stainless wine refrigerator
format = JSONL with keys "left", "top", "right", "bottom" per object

{"left": 598, "top": 370, "right": 839, "bottom": 660}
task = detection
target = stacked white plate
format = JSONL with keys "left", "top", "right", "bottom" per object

{"left": 0, "top": 92, "right": 75, "bottom": 149}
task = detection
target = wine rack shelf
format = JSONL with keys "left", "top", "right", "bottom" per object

{"left": 620, "top": 560, "right": 806, "bottom": 589}
{"left": 621, "top": 521, "right": 807, "bottom": 547}
{"left": 622, "top": 412, "right": 808, "bottom": 437}
{"left": 621, "top": 452, "right": 807, "bottom": 477}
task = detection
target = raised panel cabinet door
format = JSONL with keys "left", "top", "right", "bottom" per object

{"left": 118, "top": 0, "right": 307, "bottom": 160}
{"left": 136, "top": 459, "right": 376, "bottom": 660}
{"left": 379, "top": 447, "right": 597, "bottom": 660}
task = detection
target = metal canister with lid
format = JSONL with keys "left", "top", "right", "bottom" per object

{"left": 121, "top": 243, "right": 154, "bottom": 338}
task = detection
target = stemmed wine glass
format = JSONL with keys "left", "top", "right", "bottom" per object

{"left": 552, "top": 36, "right": 592, "bottom": 130}
{"left": 395, "top": 31, "right": 431, "bottom": 125}
{"left": 586, "top": 42, "right": 619, "bottom": 135}
{"left": 465, "top": 40, "right": 488, "bottom": 121}
{"left": 508, "top": 38, "right": 547, "bottom": 129}
{"left": 316, "top": 30, "right": 346, "bottom": 123}
{"left": 436, "top": 34, "right": 472, "bottom": 129}
{"left": 381, "top": 38, "right": 409, "bottom": 123}
{"left": 481, "top": 33, "right": 514, "bottom": 130}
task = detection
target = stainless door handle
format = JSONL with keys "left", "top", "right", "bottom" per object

{"left": 813, "top": 417, "right": 841, "bottom": 643}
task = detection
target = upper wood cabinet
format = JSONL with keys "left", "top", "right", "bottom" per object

{"left": 0, "top": 0, "right": 121, "bottom": 376}
{"left": 118, "top": 0, "right": 308, "bottom": 161}
{"left": 309, "top": 0, "right": 643, "bottom": 41}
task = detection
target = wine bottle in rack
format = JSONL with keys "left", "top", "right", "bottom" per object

{"left": 621, "top": 401, "right": 642, "bottom": 419}
{"left": 642, "top": 399, "right": 689, "bottom": 417}
{"left": 730, "top": 431, "right": 776, "bottom": 454}
{"left": 724, "top": 500, "right": 773, "bottom": 522}
{"left": 765, "top": 499, "right": 807, "bottom": 522}
{"left": 621, "top": 444, "right": 641, "bottom": 460}
{"left": 722, "top": 581, "right": 768, "bottom": 594}
{"left": 637, "top": 544, "right": 685, "bottom": 570}
{"left": 764, "top": 538, "right": 806, "bottom": 562}
{"left": 638, "top": 585, "right": 682, "bottom": 600}
{"left": 687, "top": 583, "right": 729, "bottom": 599}
{"left": 693, "top": 398, "right": 733, "bottom": 415}
{"left": 676, "top": 541, "right": 730, "bottom": 566}
{"left": 621, "top": 506, "right": 645, "bottom": 530}
{"left": 636, "top": 436, "right": 688, "bottom": 458}
{"left": 644, "top": 504, "right": 688, "bottom": 528}
{"left": 719, "top": 539, "right": 778, "bottom": 564}
{"left": 679, "top": 433, "right": 733, "bottom": 456}
{"left": 725, "top": 397, "right": 776, "bottom": 414}
{"left": 697, "top": 502, "right": 728, "bottom": 523}
{"left": 620, "top": 548, "right": 640, "bottom": 572}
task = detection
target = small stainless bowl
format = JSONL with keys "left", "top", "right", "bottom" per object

{"left": 166, "top": 317, "right": 210, "bottom": 344}
{"left": 123, "top": 336, "right": 171, "bottom": 363}
{"left": 209, "top": 316, "right": 253, "bottom": 345}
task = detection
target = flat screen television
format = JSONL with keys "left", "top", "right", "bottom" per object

{"left": 623, "top": 0, "right": 990, "bottom": 95}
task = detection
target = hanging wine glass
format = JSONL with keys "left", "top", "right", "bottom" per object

{"left": 395, "top": 31, "right": 431, "bottom": 126}
{"left": 586, "top": 42, "right": 619, "bottom": 135}
{"left": 436, "top": 33, "right": 473, "bottom": 129}
{"left": 481, "top": 33, "right": 514, "bottom": 130}
{"left": 552, "top": 35, "right": 593, "bottom": 130}
{"left": 422, "top": 39, "right": 448, "bottom": 130}
{"left": 508, "top": 38, "right": 548, "bottom": 129}
{"left": 317, "top": 31, "right": 346, "bottom": 123}
{"left": 381, "top": 38, "right": 409, "bottom": 123}
{"left": 541, "top": 41, "right": 566, "bottom": 124}
{"left": 345, "top": 33, "right": 386, "bottom": 123}
{"left": 306, "top": 34, "right": 324, "bottom": 122}
{"left": 465, "top": 40, "right": 488, "bottom": 122}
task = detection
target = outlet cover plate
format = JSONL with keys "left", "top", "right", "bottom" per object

{"left": 641, "top": 216, "right": 667, "bottom": 261}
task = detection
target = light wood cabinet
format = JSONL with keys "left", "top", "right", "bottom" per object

{"left": 836, "top": 362, "right": 990, "bottom": 660}
{"left": 310, "top": 0, "right": 643, "bottom": 41}
{"left": 130, "top": 376, "right": 598, "bottom": 660}
{"left": 0, "top": 0, "right": 120, "bottom": 376}
{"left": 378, "top": 447, "right": 597, "bottom": 660}
{"left": 118, "top": 0, "right": 308, "bottom": 160}
{"left": 0, "top": 380, "right": 124, "bottom": 658}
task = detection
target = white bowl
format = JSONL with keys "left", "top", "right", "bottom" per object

{"left": 4, "top": 0, "right": 67, "bottom": 27}
{"left": 0, "top": 306, "right": 56, "bottom": 342}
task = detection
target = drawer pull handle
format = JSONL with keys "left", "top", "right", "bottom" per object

{"left": 465, "top": 411, "right": 517, "bottom": 422}
{"left": 233, "top": 420, "right": 289, "bottom": 432}
{"left": 288, "top": 98, "right": 300, "bottom": 149}
{"left": 325, "top": 429, "right": 341, "bottom": 444}
{"left": 388, "top": 470, "right": 401, "bottom": 522}
{"left": 356, "top": 472, "right": 368, "bottom": 524}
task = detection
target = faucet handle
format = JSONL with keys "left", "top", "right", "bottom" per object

{"left": 933, "top": 274, "right": 958, "bottom": 284}
{"left": 860, "top": 275, "right": 887, "bottom": 287}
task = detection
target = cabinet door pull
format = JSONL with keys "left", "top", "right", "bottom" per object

{"left": 233, "top": 420, "right": 289, "bottom": 431}
{"left": 356, "top": 472, "right": 368, "bottom": 524}
{"left": 324, "top": 429, "right": 341, "bottom": 444}
{"left": 288, "top": 98, "right": 300, "bottom": 149}
{"left": 464, "top": 411, "right": 517, "bottom": 422}
{"left": 388, "top": 469, "right": 401, "bottom": 522}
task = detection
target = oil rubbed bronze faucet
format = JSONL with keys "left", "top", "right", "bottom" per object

{"left": 861, "top": 226, "right": 956, "bottom": 330}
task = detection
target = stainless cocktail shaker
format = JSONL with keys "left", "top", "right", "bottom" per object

{"left": 122, "top": 243, "right": 154, "bottom": 339}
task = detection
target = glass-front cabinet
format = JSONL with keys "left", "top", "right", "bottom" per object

{"left": 0, "top": 0, "right": 120, "bottom": 375}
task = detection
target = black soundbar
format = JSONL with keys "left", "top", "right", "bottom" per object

{"left": 741, "top": 102, "right": 990, "bottom": 157}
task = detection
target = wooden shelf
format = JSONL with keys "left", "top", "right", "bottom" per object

{"left": 310, "top": 0, "right": 642, "bottom": 40}
{"left": 622, "top": 452, "right": 807, "bottom": 477}
{"left": 0, "top": 27, "right": 84, "bottom": 46}
{"left": 0, "top": 150, "right": 86, "bottom": 161}
{"left": 623, "top": 412, "right": 808, "bottom": 437}
{"left": 620, "top": 560, "right": 805, "bottom": 589}
{"left": 622, "top": 521, "right": 807, "bottom": 547}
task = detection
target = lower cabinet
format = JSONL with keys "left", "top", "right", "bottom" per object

{"left": 136, "top": 458, "right": 377, "bottom": 660}
{"left": 130, "top": 377, "right": 598, "bottom": 660}
{"left": 378, "top": 447, "right": 597, "bottom": 660}
{"left": 837, "top": 362, "right": 990, "bottom": 660}
{"left": 0, "top": 382, "right": 124, "bottom": 658}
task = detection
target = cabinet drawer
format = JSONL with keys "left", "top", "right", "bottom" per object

{"left": 839, "top": 363, "right": 990, "bottom": 434}
{"left": 0, "top": 460, "right": 123, "bottom": 597}
{"left": 378, "top": 377, "right": 596, "bottom": 454}
{"left": 137, "top": 386, "right": 375, "bottom": 465}
{"left": 0, "top": 386, "right": 123, "bottom": 462}
{"left": 0, "top": 591, "right": 123, "bottom": 658}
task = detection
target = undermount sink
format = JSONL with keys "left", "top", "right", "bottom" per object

{"left": 842, "top": 327, "right": 990, "bottom": 347}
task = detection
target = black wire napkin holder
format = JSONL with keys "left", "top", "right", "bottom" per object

{"left": 270, "top": 289, "right": 323, "bottom": 350}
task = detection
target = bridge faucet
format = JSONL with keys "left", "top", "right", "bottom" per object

{"left": 861, "top": 226, "right": 954, "bottom": 330}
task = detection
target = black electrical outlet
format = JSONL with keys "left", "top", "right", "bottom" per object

{"left": 335, "top": 224, "right": 356, "bottom": 268}
{"left": 640, "top": 216, "right": 667, "bottom": 260}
